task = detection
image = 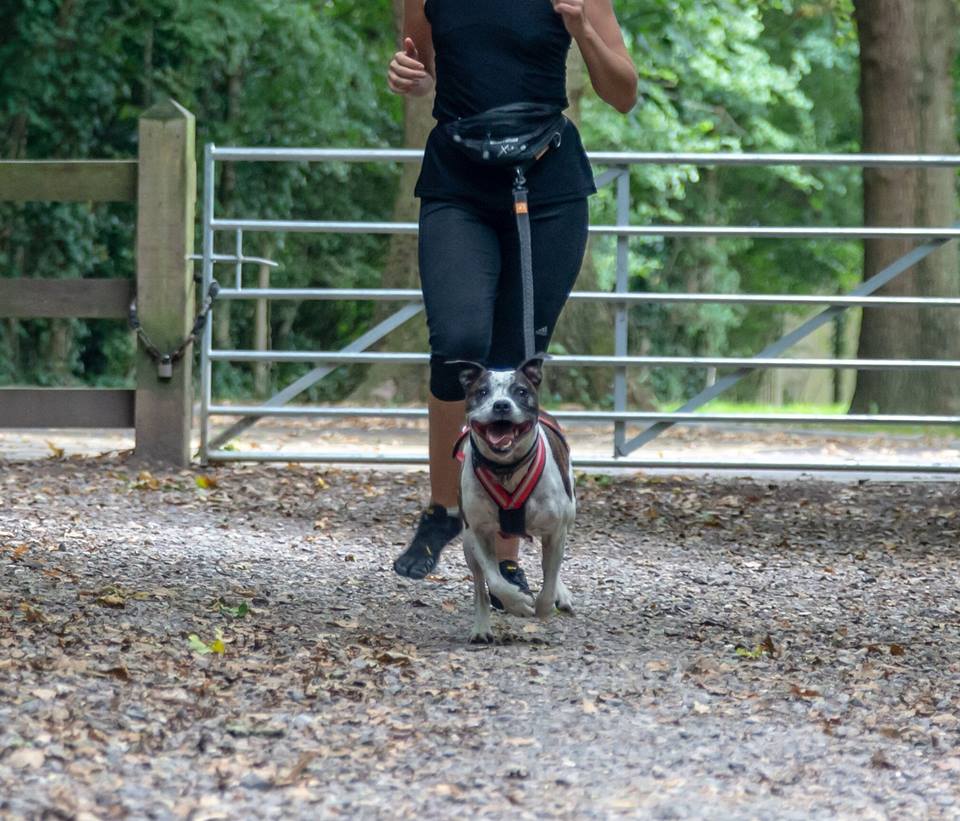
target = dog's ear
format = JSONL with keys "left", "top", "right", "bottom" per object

{"left": 518, "top": 354, "right": 548, "bottom": 388}
{"left": 454, "top": 360, "right": 486, "bottom": 392}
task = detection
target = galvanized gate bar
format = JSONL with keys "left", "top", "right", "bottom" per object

{"left": 210, "top": 218, "right": 960, "bottom": 240}
{"left": 593, "top": 167, "right": 625, "bottom": 188}
{"left": 206, "top": 405, "right": 960, "bottom": 426}
{"left": 209, "top": 146, "right": 960, "bottom": 168}
{"left": 588, "top": 152, "right": 960, "bottom": 168}
{"left": 208, "top": 350, "right": 960, "bottom": 369}
{"left": 199, "top": 144, "right": 217, "bottom": 460}
{"left": 213, "top": 288, "right": 960, "bottom": 308}
{"left": 613, "top": 167, "right": 630, "bottom": 454}
{"left": 206, "top": 302, "right": 424, "bottom": 453}
{"left": 212, "top": 219, "right": 418, "bottom": 234}
{"left": 204, "top": 450, "right": 960, "bottom": 474}
{"left": 620, "top": 229, "right": 959, "bottom": 454}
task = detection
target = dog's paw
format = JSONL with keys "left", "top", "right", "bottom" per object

{"left": 469, "top": 630, "right": 495, "bottom": 644}
{"left": 555, "top": 581, "right": 575, "bottom": 615}
{"left": 534, "top": 583, "right": 574, "bottom": 617}
{"left": 503, "top": 593, "right": 535, "bottom": 618}
{"left": 535, "top": 594, "right": 555, "bottom": 619}
{"left": 489, "top": 584, "right": 535, "bottom": 617}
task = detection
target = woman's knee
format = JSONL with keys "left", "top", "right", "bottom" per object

{"left": 428, "top": 321, "right": 491, "bottom": 399}
{"left": 430, "top": 354, "right": 476, "bottom": 401}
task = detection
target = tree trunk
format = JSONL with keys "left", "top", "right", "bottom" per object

{"left": 348, "top": 0, "right": 435, "bottom": 403}
{"left": 850, "top": 0, "right": 960, "bottom": 414}
{"left": 48, "top": 319, "right": 74, "bottom": 382}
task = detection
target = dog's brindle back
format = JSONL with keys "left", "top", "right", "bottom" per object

{"left": 539, "top": 411, "right": 573, "bottom": 500}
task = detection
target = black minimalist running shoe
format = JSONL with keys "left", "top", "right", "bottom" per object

{"left": 393, "top": 504, "right": 462, "bottom": 579}
{"left": 489, "top": 559, "right": 531, "bottom": 611}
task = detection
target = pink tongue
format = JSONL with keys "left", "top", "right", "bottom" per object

{"left": 487, "top": 428, "right": 514, "bottom": 448}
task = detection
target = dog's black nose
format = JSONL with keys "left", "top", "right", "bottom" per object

{"left": 492, "top": 400, "right": 511, "bottom": 415}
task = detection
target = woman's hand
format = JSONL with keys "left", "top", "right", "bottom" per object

{"left": 551, "top": 0, "right": 591, "bottom": 39}
{"left": 388, "top": 37, "right": 435, "bottom": 97}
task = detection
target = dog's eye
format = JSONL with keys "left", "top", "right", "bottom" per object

{"left": 516, "top": 387, "right": 528, "bottom": 397}
{"left": 475, "top": 388, "right": 488, "bottom": 399}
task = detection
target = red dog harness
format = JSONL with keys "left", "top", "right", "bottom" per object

{"left": 475, "top": 432, "right": 546, "bottom": 538}
{"left": 454, "top": 415, "right": 565, "bottom": 538}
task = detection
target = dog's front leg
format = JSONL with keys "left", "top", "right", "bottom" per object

{"left": 536, "top": 526, "right": 568, "bottom": 618}
{"left": 462, "top": 529, "right": 494, "bottom": 644}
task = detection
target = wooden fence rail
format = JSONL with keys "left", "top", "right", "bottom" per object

{"left": 0, "top": 99, "right": 196, "bottom": 466}
{"left": 0, "top": 160, "right": 138, "bottom": 202}
{"left": 0, "top": 280, "right": 133, "bottom": 319}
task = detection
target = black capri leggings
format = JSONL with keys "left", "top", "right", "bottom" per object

{"left": 418, "top": 196, "right": 589, "bottom": 401}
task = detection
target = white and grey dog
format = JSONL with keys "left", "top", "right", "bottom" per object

{"left": 456, "top": 357, "right": 575, "bottom": 644}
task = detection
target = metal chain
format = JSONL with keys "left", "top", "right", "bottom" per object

{"left": 129, "top": 281, "right": 220, "bottom": 378}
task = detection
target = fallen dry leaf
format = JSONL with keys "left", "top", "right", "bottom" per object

{"left": 7, "top": 748, "right": 45, "bottom": 770}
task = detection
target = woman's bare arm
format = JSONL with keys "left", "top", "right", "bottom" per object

{"left": 553, "top": 0, "right": 637, "bottom": 113}
{"left": 404, "top": 0, "right": 434, "bottom": 78}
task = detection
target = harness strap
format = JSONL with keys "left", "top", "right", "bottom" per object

{"left": 474, "top": 433, "right": 546, "bottom": 512}
{"left": 453, "top": 415, "right": 567, "bottom": 537}
{"left": 478, "top": 432, "right": 546, "bottom": 537}
{"left": 537, "top": 412, "right": 567, "bottom": 446}
{"left": 452, "top": 427, "right": 470, "bottom": 462}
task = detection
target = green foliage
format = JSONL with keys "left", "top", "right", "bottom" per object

{"left": 582, "top": 0, "right": 861, "bottom": 404}
{"left": 1, "top": 0, "right": 398, "bottom": 395}
{"left": 2, "top": 0, "right": 873, "bottom": 409}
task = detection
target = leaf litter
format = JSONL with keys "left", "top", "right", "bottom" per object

{"left": 0, "top": 457, "right": 959, "bottom": 818}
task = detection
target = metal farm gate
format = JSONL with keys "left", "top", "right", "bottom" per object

{"left": 198, "top": 147, "right": 960, "bottom": 473}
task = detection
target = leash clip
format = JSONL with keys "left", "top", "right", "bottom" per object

{"left": 513, "top": 165, "right": 527, "bottom": 192}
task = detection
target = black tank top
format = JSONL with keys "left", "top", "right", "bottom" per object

{"left": 414, "top": 0, "right": 596, "bottom": 208}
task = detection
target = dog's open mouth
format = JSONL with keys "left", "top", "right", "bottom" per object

{"left": 471, "top": 420, "right": 533, "bottom": 453}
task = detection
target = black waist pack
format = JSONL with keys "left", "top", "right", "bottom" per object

{"left": 443, "top": 102, "right": 567, "bottom": 166}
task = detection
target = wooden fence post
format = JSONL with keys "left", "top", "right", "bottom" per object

{"left": 134, "top": 99, "right": 197, "bottom": 466}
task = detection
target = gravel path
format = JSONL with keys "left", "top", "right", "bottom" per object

{"left": 3, "top": 415, "right": 959, "bottom": 474}
{"left": 1, "top": 458, "right": 959, "bottom": 819}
